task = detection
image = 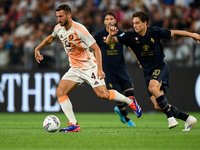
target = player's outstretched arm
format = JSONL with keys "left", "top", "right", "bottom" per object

{"left": 171, "top": 30, "right": 200, "bottom": 43}
{"left": 35, "top": 35, "right": 56, "bottom": 63}
{"left": 106, "top": 26, "right": 119, "bottom": 45}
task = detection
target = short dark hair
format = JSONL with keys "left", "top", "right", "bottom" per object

{"left": 132, "top": 11, "right": 149, "bottom": 25}
{"left": 103, "top": 12, "right": 116, "bottom": 20}
{"left": 55, "top": 4, "right": 71, "bottom": 14}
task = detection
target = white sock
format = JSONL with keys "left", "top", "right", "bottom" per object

{"left": 58, "top": 96, "right": 77, "bottom": 124}
{"left": 109, "top": 90, "right": 132, "bottom": 105}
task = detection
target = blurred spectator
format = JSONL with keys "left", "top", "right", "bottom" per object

{"left": 0, "top": 38, "right": 10, "bottom": 69}
{"left": 119, "top": 0, "right": 132, "bottom": 11}
{"left": 0, "top": 7, "right": 6, "bottom": 23}
{"left": 163, "top": 44, "right": 176, "bottom": 67}
{"left": 123, "top": 1, "right": 140, "bottom": 29}
{"left": 14, "top": 19, "right": 33, "bottom": 42}
{"left": 23, "top": 35, "right": 35, "bottom": 69}
{"left": 5, "top": 5, "right": 19, "bottom": 25}
{"left": 114, "top": 4, "right": 125, "bottom": 23}
{"left": 183, "top": 2, "right": 199, "bottom": 30}
{"left": 17, "top": 6, "right": 28, "bottom": 26}
{"left": 0, "top": 0, "right": 199, "bottom": 69}
{"left": 169, "top": 15, "right": 184, "bottom": 30}
{"left": 92, "top": 15, "right": 104, "bottom": 34}
{"left": 142, "top": 0, "right": 160, "bottom": 12}
{"left": 150, "top": 10, "right": 164, "bottom": 27}
{"left": 9, "top": 37, "right": 24, "bottom": 69}
{"left": 3, "top": 32, "right": 12, "bottom": 50}
{"left": 175, "top": 38, "right": 190, "bottom": 67}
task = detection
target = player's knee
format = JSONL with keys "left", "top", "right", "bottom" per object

{"left": 56, "top": 88, "right": 64, "bottom": 98}
{"left": 148, "top": 86, "right": 157, "bottom": 95}
{"left": 95, "top": 89, "right": 109, "bottom": 99}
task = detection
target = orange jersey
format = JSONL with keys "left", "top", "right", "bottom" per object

{"left": 52, "top": 21, "right": 96, "bottom": 70}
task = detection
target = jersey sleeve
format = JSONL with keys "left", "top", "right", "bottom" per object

{"left": 52, "top": 31, "right": 58, "bottom": 38}
{"left": 82, "top": 32, "right": 96, "bottom": 47}
{"left": 116, "top": 31, "right": 129, "bottom": 46}
{"left": 75, "top": 23, "right": 95, "bottom": 47}
{"left": 154, "top": 26, "right": 171, "bottom": 39}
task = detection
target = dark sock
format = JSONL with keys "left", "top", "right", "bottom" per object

{"left": 170, "top": 105, "right": 189, "bottom": 121}
{"left": 116, "top": 102, "right": 130, "bottom": 122}
{"left": 156, "top": 95, "right": 173, "bottom": 118}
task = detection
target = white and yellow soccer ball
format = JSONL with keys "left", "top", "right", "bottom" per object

{"left": 43, "top": 115, "right": 60, "bottom": 132}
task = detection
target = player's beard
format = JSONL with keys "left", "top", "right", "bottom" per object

{"left": 60, "top": 19, "right": 68, "bottom": 26}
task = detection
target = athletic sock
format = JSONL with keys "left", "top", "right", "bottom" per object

{"left": 170, "top": 105, "right": 189, "bottom": 121}
{"left": 156, "top": 95, "right": 173, "bottom": 118}
{"left": 116, "top": 102, "right": 129, "bottom": 121}
{"left": 58, "top": 95, "right": 77, "bottom": 124}
{"left": 109, "top": 90, "right": 132, "bottom": 105}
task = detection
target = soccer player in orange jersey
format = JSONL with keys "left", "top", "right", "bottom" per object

{"left": 35, "top": 4, "right": 142, "bottom": 132}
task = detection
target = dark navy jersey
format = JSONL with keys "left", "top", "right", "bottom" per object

{"left": 117, "top": 26, "right": 171, "bottom": 71}
{"left": 94, "top": 28, "right": 126, "bottom": 74}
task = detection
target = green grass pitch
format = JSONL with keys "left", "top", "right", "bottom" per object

{"left": 0, "top": 112, "right": 200, "bottom": 150}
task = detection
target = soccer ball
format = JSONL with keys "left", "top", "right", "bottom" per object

{"left": 43, "top": 115, "right": 60, "bottom": 132}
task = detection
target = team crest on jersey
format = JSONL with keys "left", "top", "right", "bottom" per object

{"left": 151, "top": 38, "right": 155, "bottom": 43}
{"left": 69, "top": 34, "right": 74, "bottom": 40}
{"left": 60, "top": 35, "right": 63, "bottom": 39}
{"left": 135, "top": 37, "right": 139, "bottom": 43}
{"left": 103, "top": 36, "right": 107, "bottom": 40}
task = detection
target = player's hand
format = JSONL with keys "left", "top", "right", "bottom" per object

{"left": 192, "top": 33, "right": 200, "bottom": 44}
{"left": 109, "top": 26, "right": 118, "bottom": 36}
{"left": 97, "top": 69, "right": 105, "bottom": 80}
{"left": 35, "top": 49, "right": 43, "bottom": 63}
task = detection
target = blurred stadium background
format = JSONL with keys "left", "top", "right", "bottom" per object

{"left": 0, "top": 0, "right": 200, "bottom": 113}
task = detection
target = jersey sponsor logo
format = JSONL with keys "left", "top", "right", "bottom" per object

{"left": 142, "top": 45, "right": 150, "bottom": 51}
{"left": 119, "top": 32, "right": 125, "bottom": 37}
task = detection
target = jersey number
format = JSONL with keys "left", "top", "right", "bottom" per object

{"left": 152, "top": 69, "right": 160, "bottom": 76}
{"left": 91, "top": 72, "right": 96, "bottom": 79}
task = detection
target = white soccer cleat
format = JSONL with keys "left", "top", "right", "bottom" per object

{"left": 168, "top": 117, "right": 178, "bottom": 129}
{"left": 182, "top": 116, "right": 197, "bottom": 131}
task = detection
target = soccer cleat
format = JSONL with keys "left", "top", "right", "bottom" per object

{"left": 126, "top": 119, "right": 136, "bottom": 127}
{"left": 128, "top": 96, "right": 142, "bottom": 118}
{"left": 168, "top": 117, "right": 178, "bottom": 129}
{"left": 59, "top": 122, "right": 81, "bottom": 132}
{"left": 182, "top": 116, "right": 197, "bottom": 131}
{"left": 114, "top": 106, "right": 126, "bottom": 123}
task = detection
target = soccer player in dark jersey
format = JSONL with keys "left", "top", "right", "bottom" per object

{"left": 94, "top": 12, "right": 137, "bottom": 127}
{"left": 106, "top": 11, "right": 200, "bottom": 131}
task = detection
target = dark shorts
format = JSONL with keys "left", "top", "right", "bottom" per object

{"left": 104, "top": 71, "right": 133, "bottom": 93}
{"left": 144, "top": 63, "right": 170, "bottom": 97}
